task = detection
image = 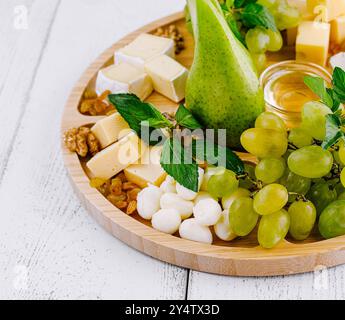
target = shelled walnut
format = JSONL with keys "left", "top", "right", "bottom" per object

{"left": 154, "top": 24, "right": 185, "bottom": 54}
{"left": 64, "top": 126, "right": 100, "bottom": 157}
{"left": 79, "top": 89, "right": 114, "bottom": 116}
{"left": 90, "top": 172, "right": 141, "bottom": 215}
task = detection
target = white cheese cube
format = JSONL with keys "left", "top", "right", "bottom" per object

{"left": 330, "top": 52, "right": 345, "bottom": 70}
{"left": 95, "top": 63, "right": 153, "bottom": 101}
{"left": 124, "top": 146, "right": 167, "bottom": 188}
{"left": 115, "top": 34, "right": 175, "bottom": 71}
{"left": 145, "top": 55, "right": 189, "bottom": 103}
{"left": 91, "top": 112, "right": 130, "bottom": 149}
{"left": 86, "top": 133, "right": 147, "bottom": 180}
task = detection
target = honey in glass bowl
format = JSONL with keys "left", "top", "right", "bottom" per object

{"left": 260, "top": 61, "right": 332, "bottom": 128}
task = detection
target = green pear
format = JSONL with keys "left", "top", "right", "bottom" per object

{"left": 186, "top": 0, "right": 265, "bottom": 149}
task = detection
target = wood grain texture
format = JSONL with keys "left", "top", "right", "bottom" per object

{"left": 0, "top": 0, "right": 187, "bottom": 300}
{"left": 61, "top": 11, "right": 345, "bottom": 277}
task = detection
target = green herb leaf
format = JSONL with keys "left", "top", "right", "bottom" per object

{"left": 226, "top": 0, "right": 235, "bottom": 10}
{"left": 304, "top": 76, "right": 334, "bottom": 108}
{"left": 108, "top": 93, "right": 171, "bottom": 145}
{"left": 326, "top": 88, "right": 341, "bottom": 112}
{"left": 321, "top": 114, "right": 344, "bottom": 150}
{"left": 175, "top": 104, "right": 203, "bottom": 130}
{"left": 160, "top": 137, "right": 199, "bottom": 191}
{"left": 192, "top": 139, "right": 245, "bottom": 174}
{"left": 234, "top": 0, "right": 256, "bottom": 9}
{"left": 332, "top": 67, "right": 345, "bottom": 102}
{"left": 241, "top": 3, "right": 278, "bottom": 31}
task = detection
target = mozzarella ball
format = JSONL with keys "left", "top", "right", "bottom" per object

{"left": 179, "top": 218, "right": 213, "bottom": 244}
{"left": 214, "top": 210, "right": 237, "bottom": 241}
{"left": 176, "top": 167, "right": 204, "bottom": 201}
{"left": 137, "top": 185, "right": 163, "bottom": 220}
{"left": 221, "top": 188, "right": 251, "bottom": 210}
{"left": 160, "top": 193, "right": 194, "bottom": 220}
{"left": 193, "top": 198, "right": 222, "bottom": 226}
{"left": 194, "top": 192, "right": 216, "bottom": 205}
{"left": 152, "top": 209, "right": 181, "bottom": 234}
{"left": 160, "top": 178, "right": 177, "bottom": 194}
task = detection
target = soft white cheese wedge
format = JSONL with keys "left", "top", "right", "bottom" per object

{"left": 86, "top": 133, "right": 147, "bottom": 180}
{"left": 145, "top": 55, "right": 189, "bottom": 103}
{"left": 330, "top": 52, "right": 345, "bottom": 70}
{"left": 95, "top": 63, "right": 153, "bottom": 100}
{"left": 115, "top": 34, "right": 175, "bottom": 71}
{"left": 124, "top": 146, "right": 167, "bottom": 188}
{"left": 91, "top": 112, "right": 130, "bottom": 149}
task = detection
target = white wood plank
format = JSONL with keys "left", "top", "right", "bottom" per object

{"left": 0, "top": 0, "right": 187, "bottom": 300}
{"left": 187, "top": 266, "right": 345, "bottom": 300}
{"left": 0, "top": 0, "right": 60, "bottom": 180}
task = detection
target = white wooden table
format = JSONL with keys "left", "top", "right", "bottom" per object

{"left": 0, "top": 0, "right": 344, "bottom": 300}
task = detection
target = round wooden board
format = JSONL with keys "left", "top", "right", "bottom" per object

{"left": 61, "top": 11, "right": 345, "bottom": 276}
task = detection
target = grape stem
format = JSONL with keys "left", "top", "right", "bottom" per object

{"left": 288, "top": 192, "right": 307, "bottom": 202}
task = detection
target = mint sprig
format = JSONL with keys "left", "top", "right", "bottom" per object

{"left": 175, "top": 104, "right": 203, "bottom": 129}
{"left": 241, "top": 3, "right": 278, "bottom": 32}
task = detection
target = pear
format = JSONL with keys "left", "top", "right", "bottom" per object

{"left": 186, "top": 0, "right": 265, "bottom": 149}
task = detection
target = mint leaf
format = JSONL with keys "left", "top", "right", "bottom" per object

{"left": 234, "top": 0, "right": 256, "bottom": 9}
{"left": 192, "top": 139, "right": 244, "bottom": 174}
{"left": 304, "top": 76, "right": 333, "bottom": 108}
{"left": 144, "top": 118, "right": 173, "bottom": 129}
{"left": 332, "top": 67, "right": 345, "bottom": 102}
{"left": 224, "top": 11, "right": 246, "bottom": 45}
{"left": 108, "top": 94, "right": 170, "bottom": 145}
{"left": 241, "top": 3, "right": 278, "bottom": 31}
{"left": 321, "top": 114, "right": 344, "bottom": 150}
{"left": 326, "top": 88, "right": 341, "bottom": 112}
{"left": 160, "top": 137, "right": 199, "bottom": 191}
{"left": 175, "top": 104, "right": 203, "bottom": 130}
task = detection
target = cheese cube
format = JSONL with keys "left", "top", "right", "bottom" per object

{"left": 124, "top": 146, "right": 166, "bottom": 188}
{"left": 145, "top": 55, "right": 189, "bottom": 103}
{"left": 330, "top": 52, "right": 345, "bottom": 70}
{"left": 86, "top": 133, "right": 147, "bottom": 180}
{"left": 115, "top": 34, "right": 175, "bottom": 71}
{"left": 331, "top": 16, "right": 345, "bottom": 44}
{"left": 307, "top": 0, "right": 345, "bottom": 22}
{"left": 296, "top": 21, "right": 330, "bottom": 66}
{"left": 95, "top": 63, "right": 153, "bottom": 101}
{"left": 91, "top": 112, "right": 130, "bottom": 149}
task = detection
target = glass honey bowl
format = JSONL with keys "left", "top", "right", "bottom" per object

{"left": 259, "top": 60, "right": 332, "bottom": 128}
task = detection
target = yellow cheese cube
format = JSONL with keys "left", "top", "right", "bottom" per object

{"left": 91, "top": 113, "right": 130, "bottom": 149}
{"left": 296, "top": 21, "right": 330, "bottom": 66}
{"left": 307, "top": 0, "right": 345, "bottom": 22}
{"left": 145, "top": 55, "right": 189, "bottom": 103}
{"left": 124, "top": 146, "right": 166, "bottom": 188}
{"left": 331, "top": 16, "right": 345, "bottom": 44}
{"left": 86, "top": 133, "right": 147, "bottom": 180}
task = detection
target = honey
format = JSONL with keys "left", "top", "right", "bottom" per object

{"left": 260, "top": 61, "right": 332, "bottom": 128}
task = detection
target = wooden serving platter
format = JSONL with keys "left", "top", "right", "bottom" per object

{"left": 61, "top": 11, "right": 345, "bottom": 276}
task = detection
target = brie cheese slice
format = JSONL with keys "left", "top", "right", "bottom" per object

{"left": 95, "top": 63, "right": 153, "bottom": 101}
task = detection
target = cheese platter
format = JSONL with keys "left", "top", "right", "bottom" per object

{"left": 61, "top": 0, "right": 345, "bottom": 276}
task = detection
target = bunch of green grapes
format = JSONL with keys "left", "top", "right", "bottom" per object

{"left": 206, "top": 105, "right": 345, "bottom": 249}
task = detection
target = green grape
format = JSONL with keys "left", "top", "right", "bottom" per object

{"left": 255, "top": 111, "right": 287, "bottom": 134}
{"left": 274, "top": 2, "right": 301, "bottom": 30}
{"left": 307, "top": 181, "right": 337, "bottom": 215}
{"left": 333, "top": 149, "right": 343, "bottom": 166}
{"left": 335, "top": 182, "right": 345, "bottom": 197}
{"left": 245, "top": 27, "right": 270, "bottom": 53}
{"left": 200, "top": 166, "right": 219, "bottom": 191}
{"left": 301, "top": 101, "right": 332, "bottom": 141}
{"left": 255, "top": 158, "right": 286, "bottom": 184}
{"left": 339, "top": 141, "right": 345, "bottom": 165}
{"left": 319, "top": 200, "right": 345, "bottom": 239}
{"left": 338, "top": 192, "right": 345, "bottom": 200}
{"left": 288, "top": 200, "right": 316, "bottom": 241}
{"left": 288, "top": 127, "right": 313, "bottom": 148}
{"left": 222, "top": 188, "right": 251, "bottom": 210}
{"left": 341, "top": 168, "right": 345, "bottom": 187}
{"left": 258, "top": 209, "right": 290, "bottom": 249}
{"left": 266, "top": 29, "right": 283, "bottom": 52}
{"left": 279, "top": 168, "right": 311, "bottom": 202}
{"left": 251, "top": 53, "right": 267, "bottom": 73}
{"left": 229, "top": 197, "right": 259, "bottom": 237}
{"left": 239, "top": 163, "right": 256, "bottom": 189}
{"left": 253, "top": 184, "right": 288, "bottom": 215}
{"left": 288, "top": 146, "right": 333, "bottom": 179}
{"left": 207, "top": 167, "right": 239, "bottom": 198}
{"left": 241, "top": 128, "right": 288, "bottom": 158}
